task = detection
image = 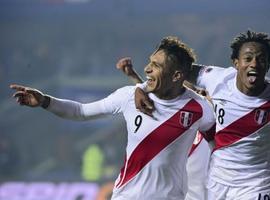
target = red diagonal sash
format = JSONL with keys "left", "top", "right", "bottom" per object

{"left": 116, "top": 99, "right": 203, "bottom": 188}
{"left": 214, "top": 101, "right": 270, "bottom": 151}
{"left": 188, "top": 132, "right": 203, "bottom": 157}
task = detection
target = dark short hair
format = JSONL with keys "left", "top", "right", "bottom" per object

{"left": 155, "top": 36, "right": 196, "bottom": 74}
{"left": 230, "top": 30, "right": 270, "bottom": 69}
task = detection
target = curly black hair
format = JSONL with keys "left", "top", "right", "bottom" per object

{"left": 155, "top": 36, "right": 196, "bottom": 74}
{"left": 230, "top": 30, "right": 270, "bottom": 69}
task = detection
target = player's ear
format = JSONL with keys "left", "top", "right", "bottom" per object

{"left": 172, "top": 71, "right": 183, "bottom": 82}
{"left": 233, "top": 59, "right": 239, "bottom": 70}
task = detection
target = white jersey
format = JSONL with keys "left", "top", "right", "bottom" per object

{"left": 185, "top": 132, "right": 212, "bottom": 200}
{"left": 197, "top": 66, "right": 270, "bottom": 187}
{"left": 46, "top": 86, "right": 215, "bottom": 200}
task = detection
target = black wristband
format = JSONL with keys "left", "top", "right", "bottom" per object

{"left": 41, "top": 95, "right": 51, "bottom": 109}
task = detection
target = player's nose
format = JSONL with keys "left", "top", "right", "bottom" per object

{"left": 144, "top": 64, "right": 153, "bottom": 74}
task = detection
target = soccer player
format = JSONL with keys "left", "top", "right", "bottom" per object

{"left": 10, "top": 36, "right": 215, "bottom": 200}
{"left": 134, "top": 30, "right": 270, "bottom": 199}
{"left": 116, "top": 57, "right": 213, "bottom": 200}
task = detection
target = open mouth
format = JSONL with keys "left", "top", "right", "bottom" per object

{"left": 247, "top": 71, "right": 259, "bottom": 84}
{"left": 146, "top": 76, "right": 154, "bottom": 84}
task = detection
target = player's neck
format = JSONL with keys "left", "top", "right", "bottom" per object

{"left": 155, "top": 87, "right": 186, "bottom": 100}
{"left": 236, "top": 81, "right": 267, "bottom": 96}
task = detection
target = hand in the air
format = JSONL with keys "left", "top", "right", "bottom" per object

{"left": 116, "top": 57, "right": 135, "bottom": 76}
{"left": 10, "top": 84, "right": 45, "bottom": 107}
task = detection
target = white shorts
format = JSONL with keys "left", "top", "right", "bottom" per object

{"left": 207, "top": 178, "right": 270, "bottom": 200}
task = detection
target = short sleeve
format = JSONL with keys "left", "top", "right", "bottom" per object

{"left": 196, "top": 66, "right": 224, "bottom": 89}
{"left": 198, "top": 99, "right": 216, "bottom": 133}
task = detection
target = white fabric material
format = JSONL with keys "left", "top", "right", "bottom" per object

{"left": 197, "top": 66, "right": 270, "bottom": 189}
{"left": 136, "top": 82, "right": 148, "bottom": 91}
{"left": 47, "top": 86, "right": 215, "bottom": 200}
{"left": 185, "top": 132, "right": 212, "bottom": 200}
{"left": 207, "top": 178, "right": 270, "bottom": 200}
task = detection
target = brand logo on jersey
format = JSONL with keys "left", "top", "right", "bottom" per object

{"left": 199, "top": 66, "right": 213, "bottom": 76}
{"left": 205, "top": 67, "right": 213, "bottom": 73}
{"left": 219, "top": 100, "right": 227, "bottom": 106}
{"left": 254, "top": 109, "right": 269, "bottom": 125}
{"left": 180, "top": 111, "right": 193, "bottom": 127}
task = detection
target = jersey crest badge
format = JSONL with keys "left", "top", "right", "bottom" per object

{"left": 205, "top": 67, "right": 213, "bottom": 73}
{"left": 180, "top": 111, "right": 193, "bottom": 127}
{"left": 254, "top": 109, "right": 269, "bottom": 125}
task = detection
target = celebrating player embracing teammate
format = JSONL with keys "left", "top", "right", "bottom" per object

{"left": 135, "top": 30, "right": 270, "bottom": 199}
{"left": 10, "top": 36, "right": 215, "bottom": 200}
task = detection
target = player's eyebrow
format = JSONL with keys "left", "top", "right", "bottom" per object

{"left": 242, "top": 51, "right": 266, "bottom": 58}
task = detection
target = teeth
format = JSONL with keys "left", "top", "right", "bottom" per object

{"left": 248, "top": 71, "right": 258, "bottom": 76}
{"left": 146, "top": 76, "right": 153, "bottom": 81}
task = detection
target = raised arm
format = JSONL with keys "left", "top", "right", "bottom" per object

{"left": 116, "top": 57, "right": 144, "bottom": 84}
{"left": 116, "top": 57, "right": 154, "bottom": 116}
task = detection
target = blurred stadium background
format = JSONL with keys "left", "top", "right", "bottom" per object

{"left": 0, "top": 0, "right": 270, "bottom": 199}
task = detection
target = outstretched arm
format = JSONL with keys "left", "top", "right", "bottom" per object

{"left": 10, "top": 84, "right": 107, "bottom": 120}
{"left": 116, "top": 57, "right": 144, "bottom": 84}
{"left": 10, "top": 84, "right": 50, "bottom": 108}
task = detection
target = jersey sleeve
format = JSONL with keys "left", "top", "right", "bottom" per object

{"left": 198, "top": 99, "right": 216, "bottom": 133}
{"left": 196, "top": 65, "right": 225, "bottom": 89}
{"left": 46, "top": 86, "right": 134, "bottom": 120}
